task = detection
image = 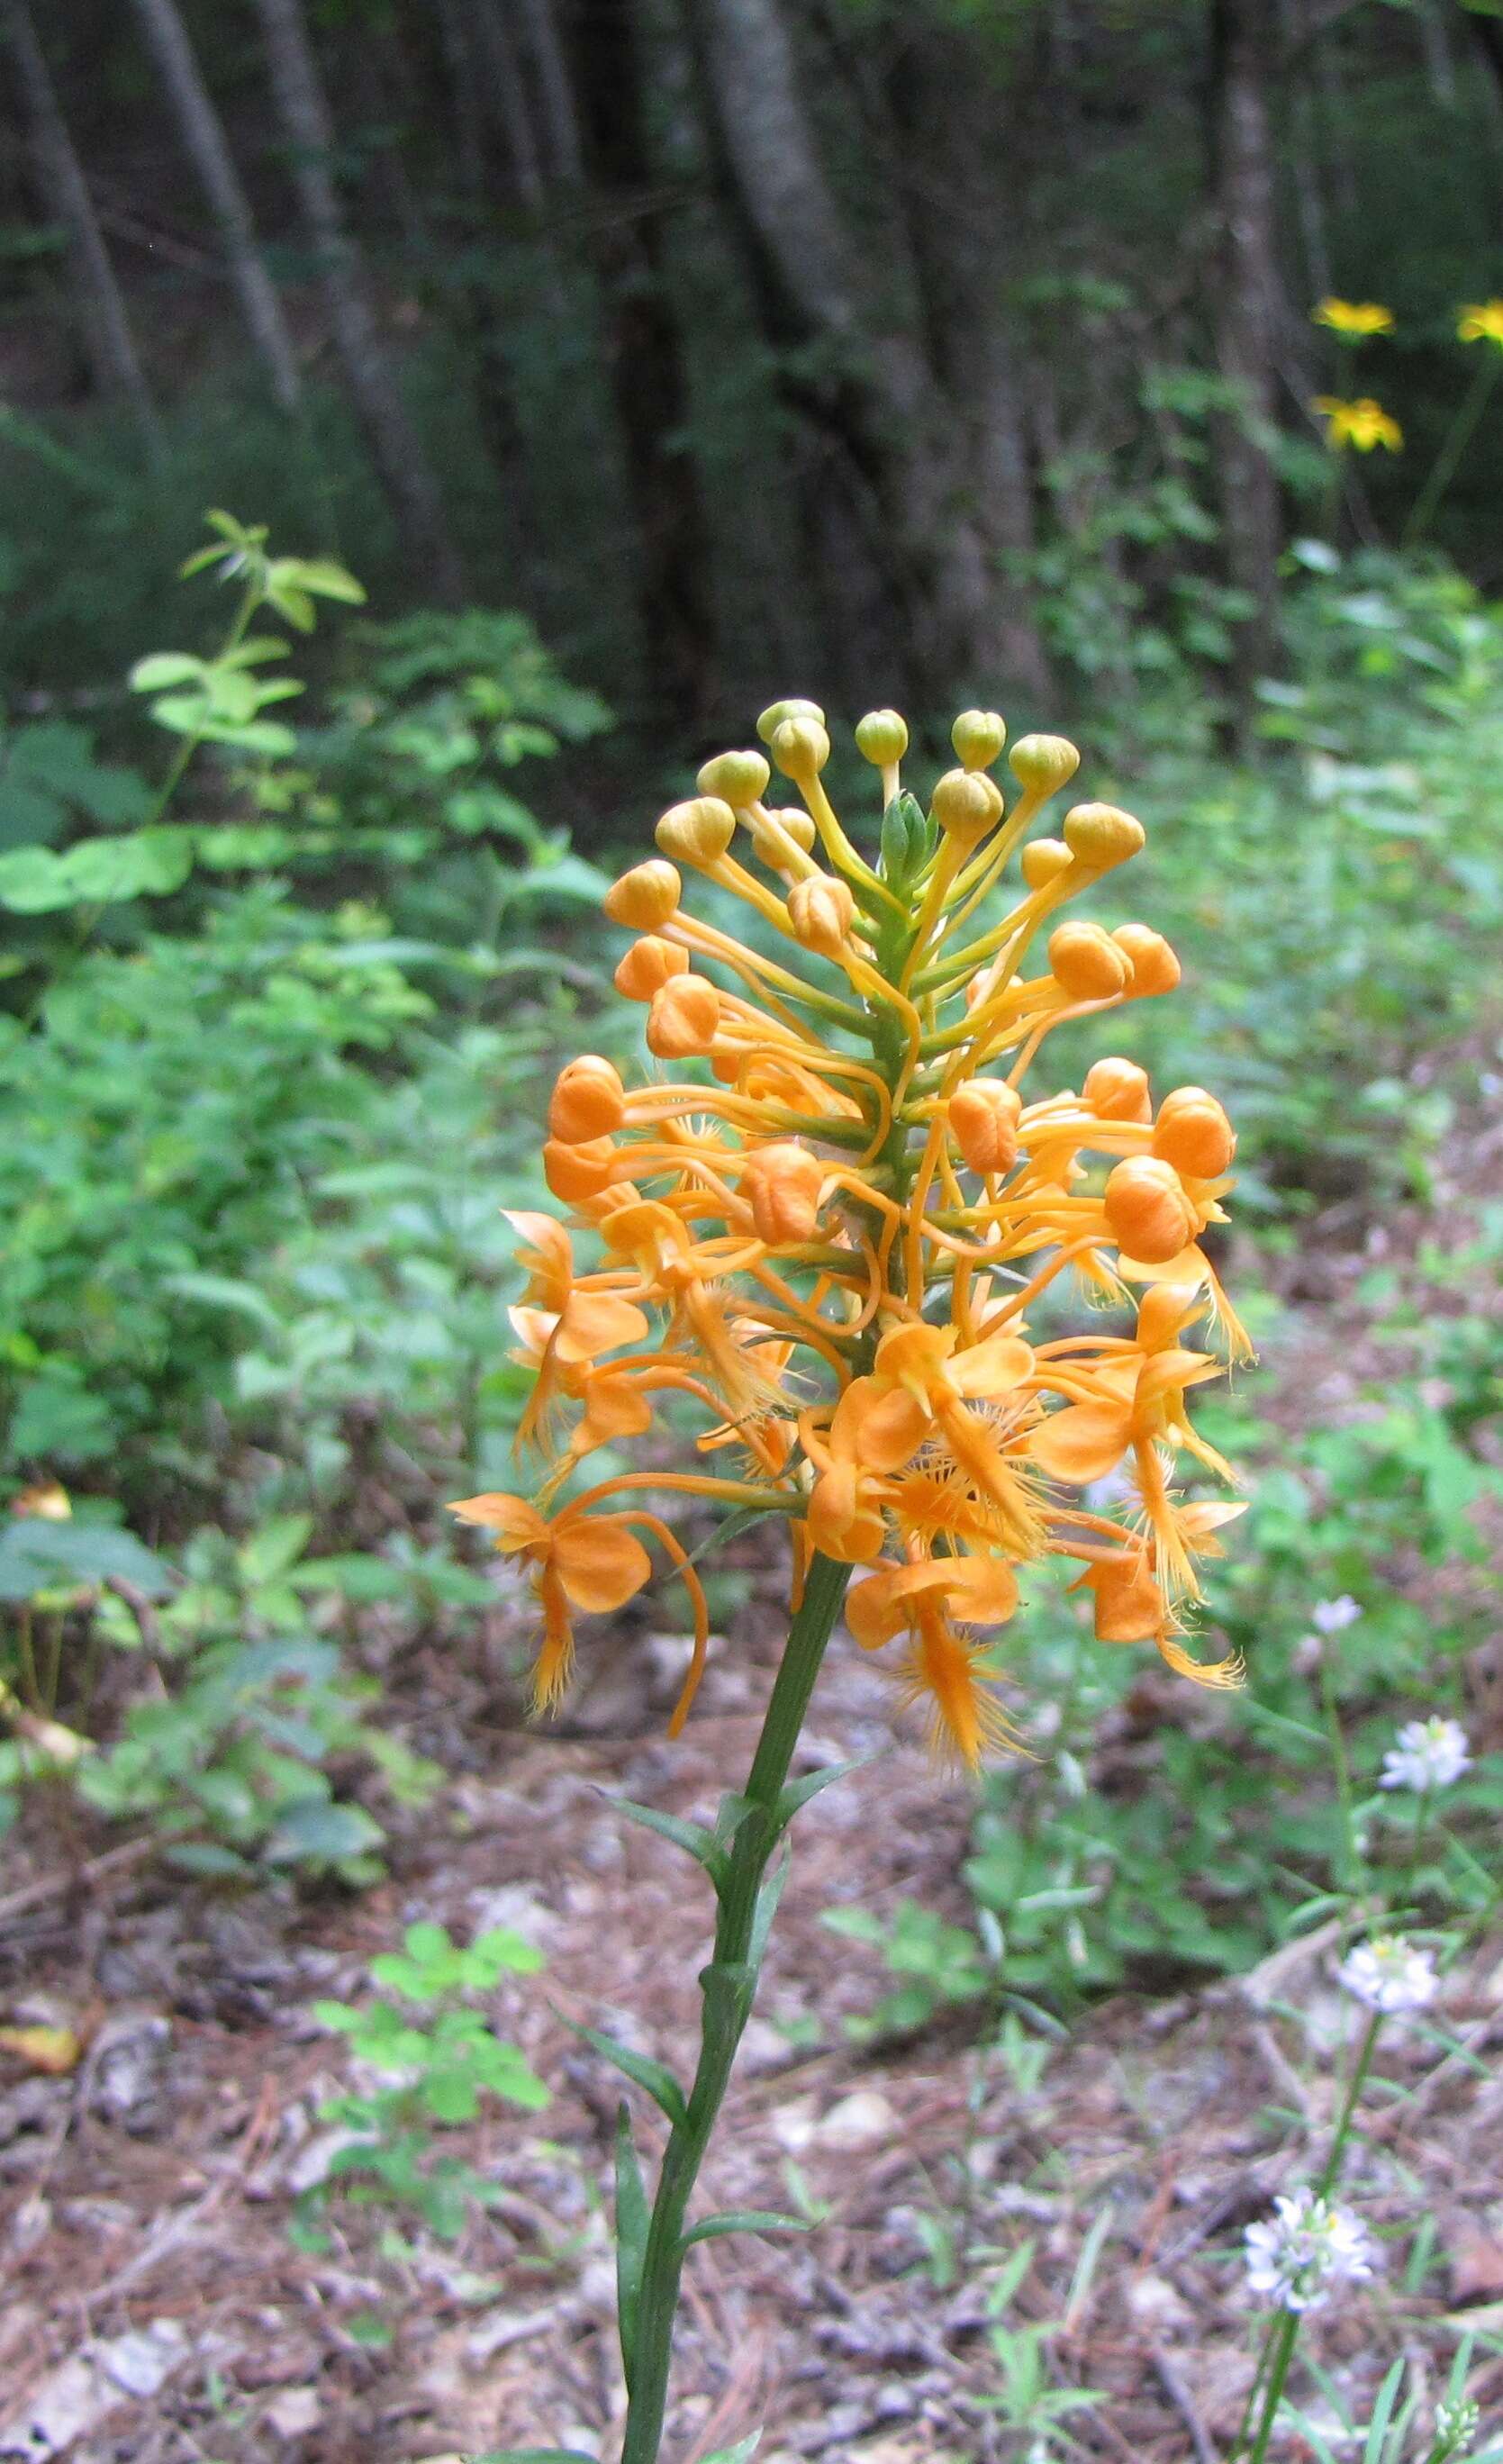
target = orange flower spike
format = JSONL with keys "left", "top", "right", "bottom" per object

{"left": 456, "top": 693, "right": 1247, "bottom": 1761}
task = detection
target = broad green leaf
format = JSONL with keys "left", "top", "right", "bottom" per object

{"left": 699, "top": 2434, "right": 763, "bottom": 2464}
{"left": 569, "top": 2023, "right": 686, "bottom": 2129}
{"left": 166, "top": 1272, "right": 286, "bottom": 1338}
{"left": 682, "top": 2211, "right": 807, "bottom": 2249}
{"left": 614, "top": 2104, "right": 649, "bottom": 2387}
{"left": 0, "top": 846, "right": 72, "bottom": 911}
{"left": 263, "top": 1798, "right": 385, "bottom": 1867}
{"left": 0, "top": 1519, "right": 174, "bottom": 1601}
{"left": 129, "top": 651, "right": 205, "bottom": 691}
{"left": 61, "top": 828, "right": 195, "bottom": 901}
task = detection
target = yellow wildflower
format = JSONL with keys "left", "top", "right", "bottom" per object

{"left": 1458, "top": 300, "right": 1503, "bottom": 349}
{"left": 453, "top": 697, "right": 1254, "bottom": 1767}
{"left": 1312, "top": 298, "right": 1395, "bottom": 338}
{"left": 1314, "top": 395, "right": 1403, "bottom": 452}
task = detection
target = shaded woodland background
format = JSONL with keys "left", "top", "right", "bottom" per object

{"left": 4, "top": 0, "right": 1502, "bottom": 743}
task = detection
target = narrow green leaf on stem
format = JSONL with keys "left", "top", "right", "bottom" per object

{"left": 473, "top": 2450, "right": 598, "bottom": 2461}
{"left": 747, "top": 1851, "right": 791, "bottom": 1966}
{"left": 774, "top": 1753, "right": 874, "bottom": 1827}
{"left": 615, "top": 2104, "right": 651, "bottom": 2389}
{"left": 699, "top": 2435, "right": 763, "bottom": 2464}
{"left": 610, "top": 1795, "right": 727, "bottom": 1889}
{"left": 681, "top": 2210, "right": 809, "bottom": 2250}
{"left": 569, "top": 2023, "right": 688, "bottom": 2130}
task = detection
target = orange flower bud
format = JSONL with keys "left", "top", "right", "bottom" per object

{"left": 948, "top": 1078, "right": 1023, "bottom": 1174}
{"left": 769, "top": 715, "right": 832, "bottom": 782}
{"left": 1103, "top": 1156, "right": 1198, "bottom": 1264}
{"left": 748, "top": 806, "right": 818, "bottom": 866}
{"left": 1154, "top": 1086, "right": 1236, "bottom": 1179}
{"left": 646, "top": 973, "right": 720, "bottom": 1057}
{"left": 696, "top": 749, "right": 771, "bottom": 806}
{"left": 1112, "top": 923, "right": 1181, "bottom": 994}
{"left": 1010, "top": 733, "right": 1082, "bottom": 797}
{"left": 1019, "top": 836, "right": 1073, "bottom": 891}
{"left": 1047, "top": 921, "right": 1132, "bottom": 1001}
{"left": 1083, "top": 1055, "right": 1152, "bottom": 1122}
{"left": 739, "top": 1141, "right": 826, "bottom": 1243}
{"left": 604, "top": 858, "right": 681, "bottom": 929}
{"left": 855, "top": 709, "right": 909, "bottom": 765}
{"left": 614, "top": 935, "right": 689, "bottom": 1002}
{"left": 548, "top": 1055, "right": 626, "bottom": 1142}
{"left": 544, "top": 1134, "right": 618, "bottom": 1200}
{"left": 655, "top": 795, "right": 737, "bottom": 866}
{"left": 951, "top": 709, "right": 1007, "bottom": 770}
{"left": 931, "top": 766, "right": 1002, "bottom": 847}
{"left": 1063, "top": 802, "right": 1145, "bottom": 870}
{"left": 787, "top": 872, "right": 856, "bottom": 956}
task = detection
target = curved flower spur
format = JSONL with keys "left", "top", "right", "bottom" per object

{"left": 451, "top": 699, "right": 1253, "bottom": 2463}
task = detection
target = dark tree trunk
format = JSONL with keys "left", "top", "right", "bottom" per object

{"left": 250, "top": 0, "right": 466, "bottom": 602}
{"left": 572, "top": 0, "right": 719, "bottom": 733}
{"left": 2, "top": 0, "right": 163, "bottom": 461}
{"left": 129, "top": 0, "right": 303, "bottom": 412}
{"left": 684, "top": 0, "right": 1049, "bottom": 712}
{"left": 1209, "top": 0, "right": 1282, "bottom": 708}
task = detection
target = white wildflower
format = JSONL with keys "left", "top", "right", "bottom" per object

{"left": 1434, "top": 2393, "right": 1480, "bottom": 2458}
{"left": 1311, "top": 1595, "right": 1363, "bottom": 1635}
{"left": 1380, "top": 1715, "right": 1471, "bottom": 1794}
{"left": 1338, "top": 1934, "right": 1439, "bottom": 2015}
{"left": 1244, "top": 2187, "right": 1377, "bottom": 2313}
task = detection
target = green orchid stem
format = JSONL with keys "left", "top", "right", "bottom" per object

{"left": 618, "top": 1548, "right": 853, "bottom": 2464}
{"left": 1404, "top": 353, "right": 1500, "bottom": 547}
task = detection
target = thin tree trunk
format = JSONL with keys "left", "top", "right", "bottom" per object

{"left": 574, "top": 0, "right": 718, "bottom": 732}
{"left": 128, "top": 0, "right": 302, "bottom": 412}
{"left": 471, "top": 0, "right": 547, "bottom": 209}
{"left": 686, "top": 0, "right": 1048, "bottom": 708}
{"left": 434, "top": 0, "right": 487, "bottom": 202}
{"left": 517, "top": 0, "right": 584, "bottom": 186}
{"left": 1, "top": 0, "right": 163, "bottom": 461}
{"left": 1209, "top": 0, "right": 1282, "bottom": 708}
{"left": 250, "top": 0, "right": 466, "bottom": 602}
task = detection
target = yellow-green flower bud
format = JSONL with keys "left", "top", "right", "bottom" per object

{"left": 769, "top": 719, "right": 832, "bottom": 788}
{"left": 1019, "top": 837, "right": 1072, "bottom": 891}
{"left": 655, "top": 795, "right": 737, "bottom": 866}
{"left": 855, "top": 709, "right": 909, "bottom": 766}
{"left": 1062, "top": 802, "right": 1145, "bottom": 870}
{"left": 1009, "top": 734, "right": 1081, "bottom": 796}
{"left": 697, "top": 748, "right": 772, "bottom": 807}
{"left": 930, "top": 766, "right": 1002, "bottom": 847}
{"left": 952, "top": 710, "right": 1007, "bottom": 771}
{"left": 756, "top": 697, "right": 826, "bottom": 746}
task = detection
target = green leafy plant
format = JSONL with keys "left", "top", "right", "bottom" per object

{"left": 71, "top": 1516, "right": 437, "bottom": 1879}
{"left": 300, "top": 1921, "right": 548, "bottom": 2242}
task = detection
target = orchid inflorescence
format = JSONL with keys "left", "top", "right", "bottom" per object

{"left": 453, "top": 699, "right": 1252, "bottom": 1766}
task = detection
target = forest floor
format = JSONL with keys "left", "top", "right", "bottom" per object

{"left": 3, "top": 1082, "right": 1502, "bottom": 2464}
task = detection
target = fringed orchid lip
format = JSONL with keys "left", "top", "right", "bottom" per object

{"left": 451, "top": 699, "right": 1251, "bottom": 1761}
